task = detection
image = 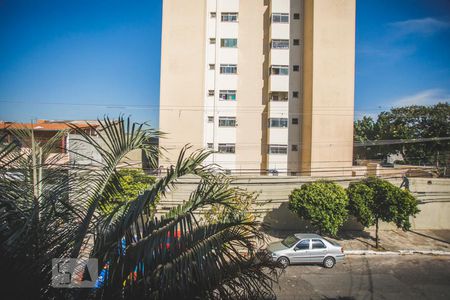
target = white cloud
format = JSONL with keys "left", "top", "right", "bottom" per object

{"left": 357, "top": 44, "right": 416, "bottom": 59}
{"left": 390, "top": 88, "right": 450, "bottom": 107}
{"left": 388, "top": 17, "right": 450, "bottom": 37}
{"left": 355, "top": 89, "right": 449, "bottom": 120}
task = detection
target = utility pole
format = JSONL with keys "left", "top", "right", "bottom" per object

{"left": 31, "top": 123, "right": 39, "bottom": 199}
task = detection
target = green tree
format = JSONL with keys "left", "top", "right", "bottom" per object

{"left": 103, "top": 169, "right": 156, "bottom": 213}
{"left": 115, "top": 169, "right": 156, "bottom": 201}
{"left": 347, "top": 177, "right": 420, "bottom": 248}
{"left": 204, "top": 187, "right": 257, "bottom": 224}
{"left": 288, "top": 181, "right": 349, "bottom": 237}
{"left": 354, "top": 103, "right": 450, "bottom": 175}
{"left": 353, "top": 116, "right": 382, "bottom": 161}
{"left": 0, "top": 117, "right": 280, "bottom": 299}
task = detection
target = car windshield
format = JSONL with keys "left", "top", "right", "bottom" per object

{"left": 281, "top": 235, "right": 299, "bottom": 248}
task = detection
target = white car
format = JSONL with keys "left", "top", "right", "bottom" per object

{"left": 266, "top": 233, "right": 345, "bottom": 268}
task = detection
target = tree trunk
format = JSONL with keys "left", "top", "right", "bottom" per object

{"left": 375, "top": 219, "right": 379, "bottom": 249}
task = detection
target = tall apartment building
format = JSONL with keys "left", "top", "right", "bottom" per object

{"left": 159, "top": 0, "right": 355, "bottom": 176}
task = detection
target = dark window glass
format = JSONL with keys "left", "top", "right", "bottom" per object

{"left": 292, "top": 118, "right": 298, "bottom": 125}
{"left": 293, "top": 65, "right": 300, "bottom": 72}
{"left": 295, "top": 240, "right": 310, "bottom": 250}
{"left": 268, "top": 144, "right": 288, "bottom": 154}
{"left": 268, "top": 118, "right": 288, "bottom": 128}
{"left": 220, "top": 64, "right": 237, "bottom": 74}
{"left": 271, "top": 65, "right": 289, "bottom": 75}
{"left": 272, "top": 13, "right": 289, "bottom": 23}
{"left": 218, "top": 117, "right": 236, "bottom": 127}
{"left": 271, "top": 39, "right": 289, "bottom": 49}
{"left": 293, "top": 13, "right": 300, "bottom": 20}
{"left": 312, "top": 239, "right": 326, "bottom": 249}
{"left": 293, "top": 91, "right": 299, "bottom": 98}
{"left": 281, "top": 235, "right": 299, "bottom": 247}
{"left": 221, "top": 12, "right": 238, "bottom": 22}
{"left": 219, "top": 90, "right": 237, "bottom": 101}
{"left": 221, "top": 38, "right": 238, "bottom": 48}
{"left": 218, "top": 143, "right": 235, "bottom": 153}
{"left": 293, "top": 39, "right": 300, "bottom": 46}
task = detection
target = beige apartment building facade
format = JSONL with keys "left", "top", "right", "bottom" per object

{"left": 159, "top": 0, "right": 355, "bottom": 176}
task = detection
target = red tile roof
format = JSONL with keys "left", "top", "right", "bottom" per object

{"left": 0, "top": 120, "right": 100, "bottom": 131}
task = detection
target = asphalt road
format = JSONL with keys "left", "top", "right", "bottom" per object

{"left": 275, "top": 255, "right": 450, "bottom": 300}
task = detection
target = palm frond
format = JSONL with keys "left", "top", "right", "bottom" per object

{"left": 0, "top": 130, "right": 22, "bottom": 168}
{"left": 92, "top": 146, "right": 212, "bottom": 257}
{"left": 1, "top": 116, "right": 281, "bottom": 299}
{"left": 67, "top": 116, "right": 161, "bottom": 258}
{"left": 94, "top": 171, "right": 281, "bottom": 299}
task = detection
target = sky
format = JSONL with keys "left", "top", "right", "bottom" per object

{"left": 0, "top": 0, "right": 449, "bottom": 127}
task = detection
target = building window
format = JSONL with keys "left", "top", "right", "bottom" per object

{"left": 220, "top": 64, "right": 237, "bottom": 74}
{"left": 272, "top": 13, "right": 289, "bottom": 23}
{"left": 268, "top": 118, "right": 288, "bottom": 128}
{"left": 219, "top": 90, "right": 237, "bottom": 101}
{"left": 218, "top": 143, "right": 235, "bottom": 153}
{"left": 271, "top": 39, "right": 289, "bottom": 49}
{"left": 293, "top": 39, "right": 300, "bottom": 46}
{"left": 210, "top": 12, "right": 216, "bottom": 18}
{"left": 292, "top": 118, "right": 298, "bottom": 125}
{"left": 270, "top": 65, "right": 289, "bottom": 75}
{"left": 218, "top": 116, "right": 236, "bottom": 127}
{"left": 293, "top": 91, "right": 299, "bottom": 98}
{"left": 208, "top": 116, "right": 214, "bottom": 123}
{"left": 291, "top": 145, "right": 298, "bottom": 151}
{"left": 293, "top": 65, "right": 300, "bottom": 72}
{"left": 209, "top": 64, "right": 215, "bottom": 70}
{"left": 209, "top": 38, "right": 216, "bottom": 44}
{"left": 221, "top": 38, "right": 238, "bottom": 48}
{"left": 208, "top": 90, "right": 214, "bottom": 96}
{"left": 221, "top": 12, "right": 238, "bottom": 22}
{"left": 268, "top": 144, "right": 288, "bottom": 154}
{"left": 293, "top": 13, "right": 300, "bottom": 20}
{"left": 270, "top": 92, "right": 288, "bottom": 101}
{"left": 207, "top": 143, "right": 214, "bottom": 150}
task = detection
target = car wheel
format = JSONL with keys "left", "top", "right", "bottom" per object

{"left": 323, "top": 256, "right": 335, "bottom": 268}
{"left": 277, "top": 257, "right": 290, "bottom": 268}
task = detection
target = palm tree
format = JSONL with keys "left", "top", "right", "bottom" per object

{"left": 0, "top": 127, "right": 79, "bottom": 299}
{"left": 0, "top": 117, "right": 280, "bottom": 299}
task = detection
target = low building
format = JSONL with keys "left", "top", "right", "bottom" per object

{"left": 0, "top": 119, "right": 100, "bottom": 165}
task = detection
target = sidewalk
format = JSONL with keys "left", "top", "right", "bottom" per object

{"left": 263, "top": 229, "right": 450, "bottom": 255}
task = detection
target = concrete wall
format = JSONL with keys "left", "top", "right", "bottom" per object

{"left": 159, "top": 0, "right": 207, "bottom": 166}
{"left": 157, "top": 175, "right": 450, "bottom": 230}
{"left": 235, "top": 0, "right": 268, "bottom": 172}
{"left": 301, "top": 0, "right": 356, "bottom": 176}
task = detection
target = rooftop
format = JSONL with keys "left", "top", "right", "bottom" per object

{"left": 0, "top": 119, "right": 100, "bottom": 131}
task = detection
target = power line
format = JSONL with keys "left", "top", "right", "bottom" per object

{"left": 2, "top": 99, "right": 441, "bottom": 113}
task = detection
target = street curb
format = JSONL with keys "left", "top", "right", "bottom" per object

{"left": 345, "top": 250, "right": 450, "bottom": 256}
